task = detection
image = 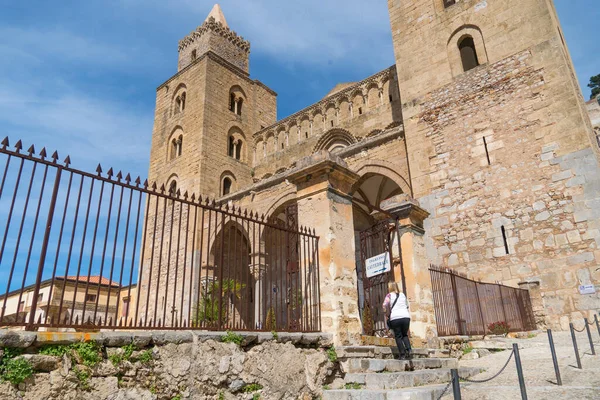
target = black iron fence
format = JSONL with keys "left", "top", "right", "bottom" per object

{"left": 0, "top": 137, "right": 321, "bottom": 332}
{"left": 430, "top": 266, "right": 536, "bottom": 336}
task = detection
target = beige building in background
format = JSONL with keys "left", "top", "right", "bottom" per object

{"left": 142, "top": 1, "right": 600, "bottom": 344}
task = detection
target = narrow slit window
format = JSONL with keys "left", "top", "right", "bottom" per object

{"left": 459, "top": 36, "right": 480, "bottom": 72}
{"left": 501, "top": 226, "right": 509, "bottom": 254}
{"left": 389, "top": 94, "right": 393, "bottom": 103}
{"left": 444, "top": 0, "right": 456, "bottom": 8}
{"left": 222, "top": 178, "right": 232, "bottom": 196}
{"left": 358, "top": 107, "right": 363, "bottom": 115}
{"left": 483, "top": 136, "right": 491, "bottom": 165}
{"left": 305, "top": 132, "right": 308, "bottom": 139}
{"left": 330, "top": 120, "right": 334, "bottom": 127}
{"left": 191, "top": 49, "right": 197, "bottom": 60}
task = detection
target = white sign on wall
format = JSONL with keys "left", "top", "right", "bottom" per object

{"left": 365, "top": 252, "right": 391, "bottom": 278}
{"left": 579, "top": 285, "right": 596, "bottom": 295}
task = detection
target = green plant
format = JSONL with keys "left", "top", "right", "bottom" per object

{"left": 221, "top": 330, "right": 244, "bottom": 346}
{"left": 326, "top": 346, "right": 337, "bottom": 363}
{"left": 218, "top": 391, "right": 224, "bottom": 400}
{"left": 271, "top": 330, "right": 278, "bottom": 340}
{"left": 150, "top": 385, "right": 157, "bottom": 394}
{"left": 2, "top": 356, "right": 33, "bottom": 386}
{"left": 344, "top": 382, "right": 363, "bottom": 390}
{"left": 194, "top": 279, "right": 246, "bottom": 325}
{"left": 109, "top": 343, "right": 136, "bottom": 366}
{"left": 74, "top": 367, "right": 91, "bottom": 391}
{"left": 527, "top": 333, "right": 536, "bottom": 339}
{"left": 488, "top": 321, "right": 510, "bottom": 336}
{"left": 39, "top": 344, "right": 71, "bottom": 357}
{"left": 71, "top": 341, "right": 102, "bottom": 367}
{"left": 252, "top": 394, "right": 260, "bottom": 400}
{"left": 243, "top": 383, "right": 263, "bottom": 393}
{"left": 171, "top": 395, "right": 182, "bottom": 400}
{"left": 323, "top": 385, "right": 331, "bottom": 390}
{"left": 462, "top": 345, "right": 473, "bottom": 355}
{"left": 137, "top": 348, "right": 153, "bottom": 364}
{"left": 265, "top": 307, "right": 277, "bottom": 331}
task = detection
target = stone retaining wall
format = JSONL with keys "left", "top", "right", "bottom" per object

{"left": 0, "top": 331, "right": 334, "bottom": 400}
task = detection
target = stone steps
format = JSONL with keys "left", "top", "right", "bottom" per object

{"left": 336, "top": 346, "right": 450, "bottom": 360}
{"left": 343, "top": 367, "right": 482, "bottom": 390}
{"left": 322, "top": 385, "right": 448, "bottom": 400}
{"left": 341, "top": 358, "right": 458, "bottom": 374}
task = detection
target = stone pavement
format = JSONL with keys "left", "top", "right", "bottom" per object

{"left": 456, "top": 330, "right": 600, "bottom": 400}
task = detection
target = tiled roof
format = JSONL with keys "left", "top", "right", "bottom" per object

{"left": 59, "top": 276, "right": 121, "bottom": 287}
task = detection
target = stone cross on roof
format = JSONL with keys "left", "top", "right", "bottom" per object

{"left": 205, "top": 4, "right": 228, "bottom": 28}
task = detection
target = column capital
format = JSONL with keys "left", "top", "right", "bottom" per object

{"left": 288, "top": 153, "right": 360, "bottom": 199}
{"left": 381, "top": 194, "right": 429, "bottom": 235}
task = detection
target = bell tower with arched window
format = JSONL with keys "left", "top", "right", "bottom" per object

{"left": 147, "top": 4, "right": 277, "bottom": 199}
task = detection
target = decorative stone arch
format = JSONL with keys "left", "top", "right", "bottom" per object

{"left": 313, "top": 128, "right": 358, "bottom": 153}
{"left": 366, "top": 82, "right": 380, "bottom": 110}
{"left": 367, "top": 129, "right": 382, "bottom": 137}
{"left": 167, "top": 126, "right": 184, "bottom": 161}
{"left": 220, "top": 171, "right": 237, "bottom": 196}
{"left": 447, "top": 25, "right": 488, "bottom": 77}
{"left": 229, "top": 85, "right": 247, "bottom": 116}
{"left": 324, "top": 103, "right": 337, "bottom": 128}
{"left": 311, "top": 108, "right": 324, "bottom": 135}
{"left": 262, "top": 188, "right": 298, "bottom": 222}
{"left": 276, "top": 127, "right": 287, "bottom": 151}
{"left": 288, "top": 120, "right": 299, "bottom": 147}
{"left": 351, "top": 89, "right": 365, "bottom": 116}
{"left": 227, "top": 126, "right": 246, "bottom": 162}
{"left": 351, "top": 160, "right": 412, "bottom": 197}
{"left": 299, "top": 116, "right": 311, "bottom": 140}
{"left": 265, "top": 131, "right": 276, "bottom": 155}
{"left": 385, "top": 121, "right": 402, "bottom": 130}
{"left": 171, "top": 83, "right": 187, "bottom": 116}
{"left": 337, "top": 96, "right": 351, "bottom": 122}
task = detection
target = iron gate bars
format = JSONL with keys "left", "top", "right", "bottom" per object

{"left": 0, "top": 137, "right": 321, "bottom": 332}
{"left": 429, "top": 265, "right": 536, "bottom": 336}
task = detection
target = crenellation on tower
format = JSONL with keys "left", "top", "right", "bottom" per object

{"left": 177, "top": 4, "right": 250, "bottom": 73}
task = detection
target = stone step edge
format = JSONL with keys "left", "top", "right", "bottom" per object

{"left": 343, "top": 367, "right": 483, "bottom": 385}
{"left": 341, "top": 358, "right": 458, "bottom": 373}
{"left": 336, "top": 346, "right": 450, "bottom": 359}
{"left": 322, "top": 384, "right": 448, "bottom": 399}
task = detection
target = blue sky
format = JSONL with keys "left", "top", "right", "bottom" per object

{"left": 0, "top": 0, "right": 598, "bottom": 182}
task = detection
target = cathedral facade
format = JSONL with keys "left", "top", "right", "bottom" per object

{"left": 146, "top": 1, "right": 600, "bottom": 343}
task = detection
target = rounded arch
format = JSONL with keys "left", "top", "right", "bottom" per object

{"left": 227, "top": 126, "right": 246, "bottom": 162}
{"left": 447, "top": 25, "right": 488, "bottom": 77}
{"left": 351, "top": 160, "right": 412, "bottom": 197}
{"left": 166, "top": 173, "right": 179, "bottom": 198}
{"left": 220, "top": 171, "right": 237, "bottom": 197}
{"left": 228, "top": 85, "right": 247, "bottom": 115}
{"left": 167, "top": 126, "right": 184, "bottom": 161}
{"left": 313, "top": 128, "right": 357, "bottom": 153}
{"left": 262, "top": 188, "right": 297, "bottom": 219}
{"left": 172, "top": 84, "right": 187, "bottom": 116}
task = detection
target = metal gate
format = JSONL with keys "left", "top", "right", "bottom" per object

{"left": 357, "top": 219, "right": 396, "bottom": 336}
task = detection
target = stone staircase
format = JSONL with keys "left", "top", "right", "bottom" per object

{"left": 323, "top": 346, "right": 482, "bottom": 400}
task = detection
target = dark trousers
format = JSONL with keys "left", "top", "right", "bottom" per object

{"left": 389, "top": 318, "right": 411, "bottom": 357}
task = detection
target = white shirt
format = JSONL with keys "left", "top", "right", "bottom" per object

{"left": 386, "top": 292, "right": 410, "bottom": 320}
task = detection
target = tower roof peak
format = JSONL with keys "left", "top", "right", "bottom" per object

{"left": 205, "top": 4, "right": 228, "bottom": 28}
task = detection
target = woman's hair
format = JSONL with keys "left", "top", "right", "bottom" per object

{"left": 387, "top": 281, "right": 400, "bottom": 293}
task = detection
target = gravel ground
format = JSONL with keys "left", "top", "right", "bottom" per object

{"left": 454, "top": 330, "right": 600, "bottom": 400}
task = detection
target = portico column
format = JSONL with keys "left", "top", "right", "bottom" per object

{"left": 289, "top": 155, "right": 362, "bottom": 345}
{"left": 380, "top": 195, "right": 436, "bottom": 344}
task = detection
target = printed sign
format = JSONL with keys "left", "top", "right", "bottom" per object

{"left": 365, "top": 252, "right": 391, "bottom": 278}
{"left": 579, "top": 285, "right": 596, "bottom": 295}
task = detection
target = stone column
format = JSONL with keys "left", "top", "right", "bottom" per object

{"left": 289, "top": 153, "right": 362, "bottom": 345}
{"left": 380, "top": 195, "right": 436, "bottom": 344}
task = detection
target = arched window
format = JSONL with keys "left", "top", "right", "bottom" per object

{"left": 174, "top": 92, "right": 186, "bottom": 115}
{"left": 237, "top": 98, "right": 243, "bottom": 116}
{"left": 168, "top": 180, "right": 177, "bottom": 196}
{"left": 443, "top": 0, "right": 456, "bottom": 8}
{"left": 191, "top": 50, "right": 197, "bottom": 60}
{"left": 459, "top": 36, "right": 479, "bottom": 72}
{"left": 170, "top": 133, "right": 183, "bottom": 160}
{"left": 222, "top": 177, "right": 232, "bottom": 196}
{"left": 228, "top": 86, "right": 246, "bottom": 116}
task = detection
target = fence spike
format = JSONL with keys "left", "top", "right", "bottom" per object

{"left": 37, "top": 313, "right": 42, "bottom": 324}
{"left": 190, "top": 193, "right": 196, "bottom": 201}
{"left": 96, "top": 163, "right": 103, "bottom": 176}
{"left": 197, "top": 194, "right": 202, "bottom": 203}
{"left": 125, "top": 173, "right": 131, "bottom": 183}
{"left": 107, "top": 168, "right": 114, "bottom": 178}
{"left": 27, "top": 145, "right": 35, "bottom": 156}
{"left": 1, "top": 137, "right": 8, "bottom": 150}
{"left": 244, "top": 209, "right": 248, "bottom": 217}
{"left": 151, "top": 181, "right": 157, "bottom": 190}
{"left": 176, "top": 188, "right": 181, "bottom": 198}
{"left": 140, "top": 178, "right": 146, "bottom": 188}
{"left": 160, "top": 183, "right": 165, "bottom": 193}
{"left": 183, "top": 191, "right": 188, "bottom": 199}
{"left": 14, "top": 140, "right": 23, "bottom": 153}
{"left": 38, "top": 147, "right": 47, "bottom": 160}
{"left": 108, "top": 317, "right": 113, "bottom": 326}
{"left": 64, "top": 155, "right": 71, "bottom": 166}
{"left": 74, "top": 315, "right": 79, "bottom": 325}
{"left": 116, "top": 171, "right": 123, "bottom": 181}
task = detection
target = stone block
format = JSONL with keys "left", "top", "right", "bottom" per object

{"left": 21, "top": 354, "right": 60, "bottom": 372}
{"left": 567, "top": 252, "right": 594, "bottom": 266}
{"left": 151, "top": 331, "right": 193, "bottom": 345}
{"left": 566, "top": 230, "right": 582, "bottom": 243}
{"left": 0, "top": 331, "right": 36, "bottom": 348}
{"left": 552, "top": 170, "right": 572, "bottom": 182}
{"left": 193, "top": 331, "right": 226, "bottom": 342}
{"left": 102, "top": 332, "right": 133, "bottom": 347}
{"left": 534, "top": 211, "right": 550, "bottom": 221}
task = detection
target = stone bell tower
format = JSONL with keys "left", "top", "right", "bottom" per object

{"left": 148, "top": 4, "right": 277, "bottom": 200}
{"left": 387, "top": 0, "right": 600, "bottom": 329}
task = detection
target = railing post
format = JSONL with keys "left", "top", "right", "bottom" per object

{"left": 394, "top": 218, "right": 407, "bottom": 296}
{"left": 547, "top": 329, "right": 562, "bottom": 386}
{"left": 570, "top": 323, "right": 582, "bottom": 369}
{"left": 584, "top": 318, "right": 596, "bottom": 356}
{"left": 450, "top": 273, "right": 463, "bottom": 335}
{"left": 596, "top": 314, "right": 600, "bottom": 338}
{"left": 513, "top": 343, "right": 528, "bottom": 400}
{"left": 26, "top": 166, "right": 63, "bottom": 330}
{"left": 451, "top": 368, "right": 462, "bottom": 400}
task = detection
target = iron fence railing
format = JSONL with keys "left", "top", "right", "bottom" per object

{"left": 0, "top": 137, "right": 321, "bottom": 332}
{"left": 429, "top": 265, "right": 536, "bottom": 336}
